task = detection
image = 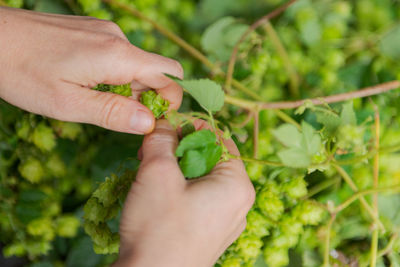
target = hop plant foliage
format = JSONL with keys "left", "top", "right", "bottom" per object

{"left": 2, "top": 0, "right": 400, "bottom": 266}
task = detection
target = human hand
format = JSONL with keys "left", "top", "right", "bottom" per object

{"left": 114, "top": 120, "right": 255, "bottom": 267}
{"left": 0, "top": 7, "right": 183, "bottom": 134}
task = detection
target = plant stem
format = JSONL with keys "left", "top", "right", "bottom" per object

{"left": 225, "top": 0, "right": 298, "bottom": 91}
{"left": 208, "top": 111, "right": 216, "bottom": 132}
{"left": 323, "top": 214, "right": 336, "bottom": 267}
{"left": 334, "top": 185, "right": 400, "bottom": 213}
{"left": 377, "top": 233, "right": 398, "bottom": 258}
{"left": 302, "top": 177, "right": 341, "bottom": 200}
{"left": 253, "top": 111, "right": 260, "bottom": 158}
{"left": 263, "top": 21, "right": 299, "bottom": 97}
{"left": 229, "top": 154, "right": 284, "bottom": 167}
{"left": 332, "top": 164, "right": 385, "bottom": 231}
{"left": 370, "top": 106, "right": 380, "bottom": 267}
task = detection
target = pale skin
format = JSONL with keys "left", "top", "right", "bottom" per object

{"left": 0, "top": 7, "right": 255, "bottom": 267}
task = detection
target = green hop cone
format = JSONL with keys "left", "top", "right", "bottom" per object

{"left": 293, "top": 200, "right": 326, "bottom": 226}
{"left": 27, "top": 217, "right": 55, "bottom": 241}
{"left": 236, "top": 234, "right": 263, "bottom": 262}
{"left": 92, "top": 175, "right": 119, "bottom": 207}
{"left": 56, "top": 215, "right": 80, "bottom": 238}
{"left": 18, "top": 157, "right": 44, "bottom": 183}
{"left": 16, "top": 117, "right": 30, "bottom": 140}
{"left": 245, "top": 209, "right": 271, "bottom": 238}
{"left": 283, "top": 176, "right": 308, "bottom": 199}
{"left": 256, "top": 186, "right": 284, "bottom": 221}
{"left": 83, "top": 198, "right": 109, "bottom": 224}
{"left": 221, "top": 257, "right": 242, "bottom": 267}
{"left": 46, "top": 154, "right": 66, "bottom": 178}
{"left": 51, "top": 120, "right": 82, "bottom": 140}
{"left": 83, "top": 221, "right": 112, "bottom": 248}
{"left": 3, "top": 242, "right": 26, "bottom": 258}
{"left": 140, "top": 90, "right": 170, "bottom": 119}
{"left": 263, "top": 246, "right": 289, "bottom": 267}
{"left": 32, "top": 122, "right": 56, "bottom": 152}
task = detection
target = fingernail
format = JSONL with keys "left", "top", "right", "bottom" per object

{"left": 130, "top": 109, "right": 154, "bottom": 134}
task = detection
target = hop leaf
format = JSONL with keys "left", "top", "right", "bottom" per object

{"left": 175, "top": 129, "right": 222, "bottom": 178}
{"left": 140, "top": 90, "right": 170, "bottom": 119}
{"left": 173, "top": 78, "right": 224, "bottom": 113}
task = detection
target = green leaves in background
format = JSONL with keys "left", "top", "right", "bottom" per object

{"left": 176, "top": 129, "right": 222, "bottom": 178}
{"left": 272, "top": 122, "right": 321, "bottom": 168}
{"left": 173, "top": 78, "right": 225, "bottom": 113}
{"left": 201, "top": 16, "right": 248, "bottom": 62}
{"left": 379, "top": 24, "right": 400, "bottom": 60}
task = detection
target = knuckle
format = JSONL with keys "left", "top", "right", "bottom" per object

{"left": 98, "top": 94, "right": 123, "bottom": 129}
{"left": 231, "top": 180, "right": 256, "bottom": 212}
{"left": 103, "top": 20, "right": 125, "bottom": 36}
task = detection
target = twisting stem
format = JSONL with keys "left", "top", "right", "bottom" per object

{"left": 370, "top": 105, "right": 380, "bottom": 267}
{"left": 253, "top": 111, "right": 260, "bottom": 158}
{"left": 263, "top": 21, "right": 299, "bottom": 97}
{"left": 302, "top": 177, "right": 341, "bottom": 200}
{"left": 332, "top": 164, "right": 385, "bottom": 231}
{"left": 225, "top": 0, "right": 298, "bottom": 91}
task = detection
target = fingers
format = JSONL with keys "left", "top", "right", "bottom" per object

{"left": 52, "top": 85, "right": 155, "bottom": 134}
{"left": 138, "top": 120, "right": 184, "bottom": 185}
{"left": 92, "top": 41, "right": 184, "bottom": 110}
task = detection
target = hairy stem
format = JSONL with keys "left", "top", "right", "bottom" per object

{"left": 225, "top": 0, "right": 298, "bottom": 91}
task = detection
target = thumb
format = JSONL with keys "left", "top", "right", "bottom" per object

{"left": 138, "top": 120, "right": 184, "bottom": 184}
{"left": 54, "top": 86, "right": 155, "bottom": 134}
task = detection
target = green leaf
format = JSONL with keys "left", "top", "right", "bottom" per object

{"left": 340, "top": 102, "right": 357, "bottom": 125}
{"left": 379, "top": 24, "right": 400, "bottom": 60}
{"left": 175, "top": 129, "right": 217, "bottom": 157}
{"left": 272, "top": 124, "right": 302, "bottom": 148}
{"left": 201, "top": 17, "right": 248, "bottom": 62}
{"left": 176, "top": 129, "right": 222, "bottom": 178}
{"left": 316, "top": 112, "right": 341, "bottom": 136}
{"left": 174, "top": 79, "right": 225, "bottom": 113}
{"left": 179, "top": 143, "right": 222, "bottom": 178}
{"left": 300, "top": 121, "right": 321, "bottom": 155}
{"left": 277, "top": 147, "right": 311, "bottom": 168}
